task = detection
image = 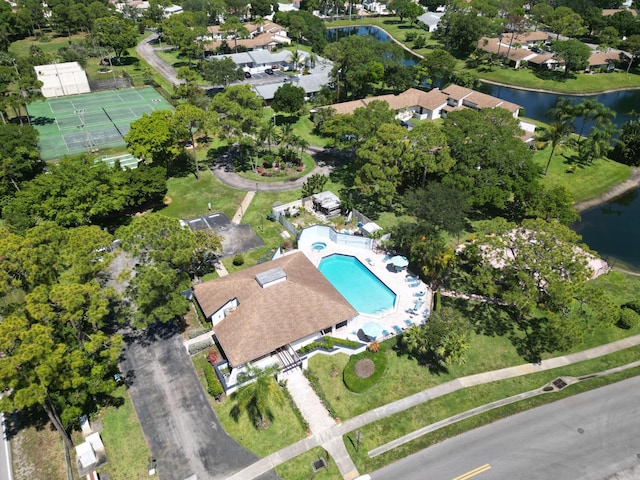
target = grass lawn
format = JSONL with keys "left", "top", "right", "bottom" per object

{"left": 344, "top": 346, "right": 640, "bottom": 473}
{"left": 162, "top": 171, "right": 247, "bottom": 221}
{"left": 264, "top": 108, "right": 329, "bottom": 148}
{"left": 533, "top": 145, "right": 631, "bottom": 202}
{"left": 307, "top": 332, "right": 524, "bottom": 421}
{"left": 275, "top": 447, "right": 341, "bottom": 480}
{"left": 477, "top": 65, "right": 640, "bottom": 94}
{"left": 192, "top": 354, "right": 307, "bottom": 456}
{"left": 10, "top": 415, "right": 66, "bottom": 480}
{"left": 589, "top": 270, "right": 640, "bottom": 305}
{"left": 99, "top": 386, "right": 151, "bottom": 480}
{"left": 236, "top": 153, "right": 315, "bottom": 182}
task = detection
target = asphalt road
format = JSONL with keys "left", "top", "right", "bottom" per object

{"left": 119, "top": 326, "right": 278, "bottom": 480}
{"left": 372, "top": 375, "right": 640, "bottom": 480}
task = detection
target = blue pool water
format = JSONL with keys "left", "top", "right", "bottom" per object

{"left": 318, "top": 254, "right": 396, "bottom": 314}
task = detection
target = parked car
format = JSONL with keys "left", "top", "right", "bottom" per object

{"left": 244, "top": 71, "right": 251, "bottom": 78}
{"left": 265, "top": 68, "right": 274, "bottom": 75}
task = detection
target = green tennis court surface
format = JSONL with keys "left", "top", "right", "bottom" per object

{"left": 27, "top": 88, "right": 173, "bottom": 161}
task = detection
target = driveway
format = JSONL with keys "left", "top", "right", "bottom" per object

{"left": 136, "top": 32, "right": 182, "bottom": 86}
{"left": 119, "top": 325, "right": 278, "bottom": 480}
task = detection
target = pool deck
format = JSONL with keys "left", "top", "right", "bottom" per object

{"left": 301, "top": 243, "right": 433, "bottom": 343}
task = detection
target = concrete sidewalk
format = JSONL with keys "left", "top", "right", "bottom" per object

{"left": 231, "top": 190, "right": 256, "bottom": 224}
{"left": 226, "top": 333, "right": 640, "bottom": 480}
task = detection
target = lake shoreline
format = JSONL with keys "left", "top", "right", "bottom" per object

{"left": 574, "top": 167, "right": 640, "bottom": 212}
{"left": 480, "top": 78, "right": 640, "bottom": 97}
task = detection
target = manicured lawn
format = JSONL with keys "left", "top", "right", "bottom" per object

{"left": 99, "top": 386, "right": 151, "bottom": 480}
{"left": 192, "top": 354, "right": 307, "bottom": 456}
{"left": 590, "top": 270, "right": 640, "bottom": 306}
{"left": 264, "top": 108, "right": 329, "bottom": 148}
{"left": 344, "top": 346, "right": 640, "bottom": 473}
{"left": 162, "top": 171, "right": 247, "bottom": 220}
{"left": 275, "top": 447, "right": 341, "bottom": 480}
{"left": 533, "top": 145, "right": 631, "bottom": 202}
{"left": 477, "top": 65, "right": 640, "bottom": 94}
{"left": 307, "top": 332, "right": 523, "bottom": 421}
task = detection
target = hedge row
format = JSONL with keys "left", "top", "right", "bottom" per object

{"left": 343, "top": 350, "right": 388, "bottom": 393}
{"left": 188, "top": 327, "right": 210, "bottom": 339}
{"left": 204, "top": 365, "right": 224, "bottom": 398}
{"left": 188, "top": 338, "right": 213, "bottom": 355}
{"left": 297, "top": 336, "right": 361, "bottom": 355}
{"left": 280, "top": 380, "right": 309, "bottom": 431}
{"left": 304, "top": 369, "right": 336, "bottom": 418}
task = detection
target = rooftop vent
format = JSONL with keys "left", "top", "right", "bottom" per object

{"left": 255, "top": 267, "right": 287, "bottom": 288}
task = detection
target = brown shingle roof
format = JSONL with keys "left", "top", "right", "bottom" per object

{"left": 442, "top": 85, "right": 521, "bottom": 113}
{"left": 324, "top": 88, "right": 448, "bottom": 116}
{"left": 193, "top": 252, "right": 357, "bottom": 367}
{"left": 602, "top": 8, "right": 637, "bottom": 16}
{"left": 588, "top": 51, "right": 622, "bottom": 66}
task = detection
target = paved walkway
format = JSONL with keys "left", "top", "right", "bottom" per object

{"left": 231, "top": 190, "right": 256, "bottom": 224}
{"left": 284, "top": 370, "right": 360, "bottom": 479}
{"left": 227, "top": 333, "right": 640, "bottom": 480}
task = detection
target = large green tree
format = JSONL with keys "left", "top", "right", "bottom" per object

{"left": 94, "top": 16, "right": 138, "bottom": 63}
{"left": 116, "top": 214, "right": 221, "bottom": 327}
{"left": 201, "top": 57, "right": 244, "bottom": 86}
{"left": 552, "top": 39, "right": 592, "bottom": 77}
{"left": 126, "top": 109, "right": 188, "bottom": 169}
{"left": 0, "top": 223, "right": 123, "bottom": 449}
{"left": 3, "top": 156, "right": 167, "bottom": 231}
{"left": 441, "top": 108, "right": 540, "bottom": 216}
{"left": 271, "top": 82, "right": 305, "bottom": 116}
{"left": 0, "top": 123, "right": 43, "bottom": 201}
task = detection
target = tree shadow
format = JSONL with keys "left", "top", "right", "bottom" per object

{"left": 531, "top": 69, "right": 576, "bottom": 83}
{"left": 393, "top": 337, "right": 450, "bottom": 375}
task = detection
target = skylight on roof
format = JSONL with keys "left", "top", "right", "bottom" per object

{"left": 255, "top": 267, "right": 287, "bottom": 288}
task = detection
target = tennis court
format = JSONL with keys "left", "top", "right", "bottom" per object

{"left": 27, "top": 88, "right": 173, "bottom": 161}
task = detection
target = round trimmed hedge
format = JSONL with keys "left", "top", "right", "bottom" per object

{"left": 343, "top": 350, "right": 387, "bottom": 393}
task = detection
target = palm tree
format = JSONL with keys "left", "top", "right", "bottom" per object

{"left": 291, "top": 134, "right": 309, "bottom": 164}
{"left": 258, "top": 120, "right": 279, "bottom": 152}
{"left": 539, "top": 118, "right": 575, "bottom": 175}
{"left": 540, "top": 98, "right": 576, "bottom": 175}
{"left": 232, "top": 365, "right": 284, "bottom": 430}
{"left": 584, "top": 119, "right": 617, "bottom": 164}
{"left": 289, "top": 49, "right": 303, "bottom": 72}
{"left": 574, "top": 98, "right": 598, "bottom": 142}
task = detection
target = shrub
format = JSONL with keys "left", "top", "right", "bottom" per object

{"left": 204, "top": 365, "right": 224, "bottom": 398}
{"left": 622, "top": 300, "right": 640, "bottom": 314}
{"left": 343, "top": 350, "right": 387, "bottom": 393}
{"left": 405, "top": 32, "right": 417, "bottom": 42}
{"left": 188, "top": 327, "right": 210, "bottom": 339}
{"left": 188, "top": 338, "right": 213, "bottom": 355}
{"left": 367, "top": 342, "right": 380, "bottom": 353}
{"left": 304, "top": 369, "right": 336, "bottom": 417}
{"left": 617, "top": 307, "right": 640, "bottom": 329}
{"left": 232, "top": 254, "right": 244, "bottom": 266}
{"left": 207, "top": 349, "right": 219, "bottom": 365}
{"left": 266, "top": 212, "right": 277, "bottom": 222}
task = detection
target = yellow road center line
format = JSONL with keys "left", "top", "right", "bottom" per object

{"left": 452, "top": 463, "right": 492, "bottom": 480}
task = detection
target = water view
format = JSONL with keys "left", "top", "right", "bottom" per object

{"left": 572, "top": 188, "right": 640, "bottom": 271}
{"left": 482, "top": 83, "right": 640, "bottom": 130}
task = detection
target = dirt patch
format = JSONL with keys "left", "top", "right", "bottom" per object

{"left": 354, "top": 359, "right": 375, "bottom": 378}
{"left": 10, "top": 416, "right": 67, "bottom": 480}
{"left": 164, "top": 196, "right": 173, "bottom": 205}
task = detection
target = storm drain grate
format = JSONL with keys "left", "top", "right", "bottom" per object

{"left": 553, "top": 378, "right": 568, "bottom": 389}
{"left": 312, "top": 458, "right": 327, "bottom": 472}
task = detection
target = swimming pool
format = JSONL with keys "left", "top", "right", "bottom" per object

{"left": 318, "top": 254, "right": 396, "bottom": 314}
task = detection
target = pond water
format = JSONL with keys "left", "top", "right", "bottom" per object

{"left": 326, "top": 26, "right": 420, "bottom": 66}
{"left": 482, "top": 83, "right": 640, "bottom": 130}
{"left": 572, "top": 188, "right": 640, "bottom": 271}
